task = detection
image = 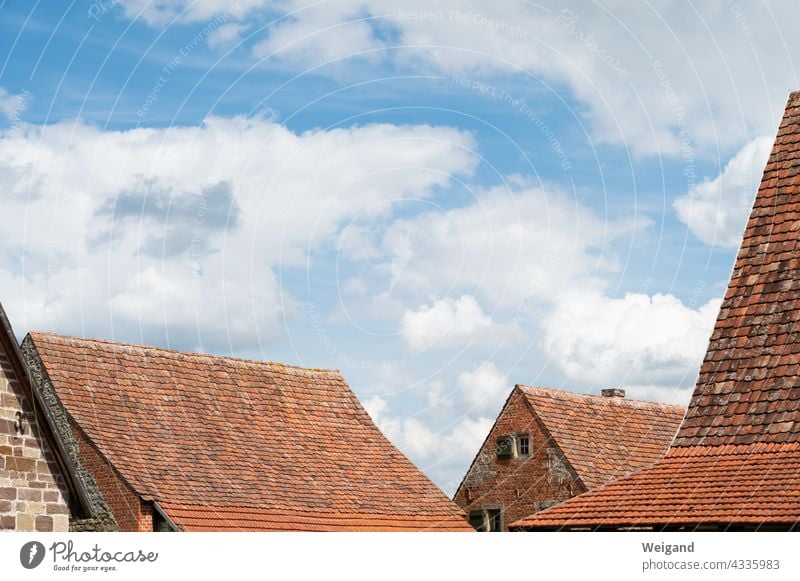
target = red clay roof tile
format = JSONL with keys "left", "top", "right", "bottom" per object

{"left": 512, "top": 91, "right": 800, "bottom": 529}
{"left": 28, "top": 332, "right": 471, "bottom": 531}
{"left": 519, "top": 387, "right": 684, "bottom": 489}
{"left": 511, "top": 443, "right": 800, "bottom": 529}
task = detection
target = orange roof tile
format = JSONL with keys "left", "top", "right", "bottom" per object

{"left": 676, "top": 91, "right": 800, "bottom": 447}
{"left": 158, "top": 503, "right": 471, "bottom": 532}
{"left": 520, "top": 387, "right": 684, "bottom": 489}
{"left": 27, "top": 332, "right": 471, "bottom": 531}
{"left": 512, "top": 91, "right": 800, "bottom": 530}
{"left": 511, "top": 443, "right": 800, "bottom": 529}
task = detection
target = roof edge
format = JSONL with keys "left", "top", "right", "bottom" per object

{"left": 518, "top": 384, "right": 685, "bottom": 412}
{"left": 452, "top": 385, "right": 530, "bottom": 500}
{"left": 0, "top": 305, "right": 93, "bottom": 519}
{"left": 27, "top": 330, "right": 342, "bottom": 375}
{"left": 20, "top": 333, "right": 118, "bottom": 530}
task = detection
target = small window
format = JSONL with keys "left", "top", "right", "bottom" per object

{"left": 469, "top": 509, "right": 503, "bottom": 532}
{"left": 488, "top": 509, "right": 502, "bottom": 532}
{"left": 517, "top": 434, "right": 530, "bottom": 456}
{"left": 468, "top": 510, "right": 486, "bottom": 532}
{"left": 496, "top": 436, "right": 514, "bottom": 458}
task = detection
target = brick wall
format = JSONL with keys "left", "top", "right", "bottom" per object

{"left": 71, "top": 423, "right": 152, "bottom": 531}
{"left": 454, "top": 389, "right": 584, "bottom": 531}
{"left": 0, "top": 350, "right": 71, "bottom": 532}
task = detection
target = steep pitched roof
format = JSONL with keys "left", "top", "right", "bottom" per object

{"left": 520, "top": 386, "right": 684, "bottom": 489}
{"left": 0, "top": 305, "right": 91, "bottom": 519}
{"left": 26, "top": 332, "right": 470, "bottom": 531}
{"left": 512, "top": 91, "right": 800, "bottom": 530}
{"left": 676, "top": 92, "right": 800, "bottom": 447}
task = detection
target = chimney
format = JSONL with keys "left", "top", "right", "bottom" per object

{"left": 601, "top": 388, "right": 625, "bottom": 398}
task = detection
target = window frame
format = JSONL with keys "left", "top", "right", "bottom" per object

{"left": 516, "top": 432, "right": 531, "bottom": 457}
{"left": 468, "top": 508, "right": 504, "bottom": 532}
{"left": 487, "top": 508, "right": 503, "bottom": 532}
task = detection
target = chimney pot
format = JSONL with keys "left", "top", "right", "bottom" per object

{"left": 601, "top": 388, "right": 625, "bottom": 398}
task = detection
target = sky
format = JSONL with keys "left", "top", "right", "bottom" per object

{"left": 0, "top": 0, "right": 798, "bottom": 494}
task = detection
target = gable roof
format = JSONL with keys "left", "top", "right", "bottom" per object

{"left": 512, "top": 91, "right": 800, "bottom": 530}
{"left": 26, "top": 331, "right": 471, "bottom": 531}
{"left": 519, "top": 386, "right": 684, "bottom": 489}
{"left": 0, "top": 305, "right": 91, "bottom": 518}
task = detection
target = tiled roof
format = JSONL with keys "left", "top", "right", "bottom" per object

{"left": 28, "top": 332, "right": 470, "bottom": 531}
{"left": 520, "top": 387, "right": 684, "bottom": 489}
{"left": 511, "top": 91, "right": 800, "bottom": 530}
{"left": 511, "top": 443, "right": 800, "bottom": 529}
{"left": 676, "top": 91, "right": 800, "bottom": 447}
{"left": 158, "top": 503, "right": 471, "bottom": 532}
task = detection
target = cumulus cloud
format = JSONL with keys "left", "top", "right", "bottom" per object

{"left": 0, "top": 86, "right": 28, "bottom": 120}
{"left": 345, "top": 180, "right": 646, "bottom": 312}
{"left": 207, "top": 23, "right": 249, "bottom": 51}
{"left": 116, "top": 1, "right": 797, "bottom": 156}
{"left": 364, "top": 395, "right": 492, "bottom": 494}
{"left": 252, "top": 2, "right": 386, "bottom": 66}
{"left": 399, "top": 295, "right": 493, "bottom": 350}
{"left": 457, "top": 361, "right": 508, "bottom": 414}
{"left": 674, "top": 137, "right": 772, "bottom": 247}
{"left": 541, "top": 291, "right": 721, "bottom": 389}
{"left": 115, "top": 0, "right": 268, "bottom": 25}
{"left": 0, "top": 115, "right": 476, "bottom": 350}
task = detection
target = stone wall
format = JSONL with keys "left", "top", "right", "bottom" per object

{"left": 20, "top": 337, "right": 118, "bottom": 532}
{"left": 0, "top": 350, "right": 71, "bottom": 531}
{"left": 453, "top": 389, "right": 584, "bottom": 531}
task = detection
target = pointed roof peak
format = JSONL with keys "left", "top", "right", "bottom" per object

{"left": 675, "top": 90, "right": 800, "bottom": 447}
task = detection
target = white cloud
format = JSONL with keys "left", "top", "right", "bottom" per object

{"left": 350, "top": 180, "right": 646, "bottom": 310}
{"left": 116, "top": 0, "right": 268, "bottom": 25}
{"left": 364, "top": 395, "right": 492, "bottom": 494}
{"left": 541, "top": 291, "right": 721, "bottom": 389}
{"left": 457, "top": 361, "right": 508, "bottom": 414}
{"left": 252, "top": 2, "right": 385, "bottom": 66}
{"left": 207, "top": 23, "right": 248, "bottom": 51}
{"left": 0, "top": 87, "right": 28, "bottom": 120}
{"left": 116, "top": 1, "right": 799, "bottom": 156}
{"left": 0, "top": 116, "right": 476, "bottom": 349}
{"left": 399, "top": 295, "right": 492, "bottom": 350}
{"left": 425, "top": 379, "right": 453, "bottom": 412}
{"left": 674, "top": 137, "right": 772, "bottom": 247}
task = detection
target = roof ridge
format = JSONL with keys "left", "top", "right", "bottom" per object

{"left": 517, "top": 384, "right": 684, "bottom": 410}
{"left": 28, "top": 330, "right": 341, "bottom": 375}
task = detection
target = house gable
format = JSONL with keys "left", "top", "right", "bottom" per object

{"left": 453, "top": 386, "right": 583, "bottom": 531}
{"left": 520, "top": 386, "right": 685, "bottom": 489}
{"left": 0, "top": 304, "right": 90, "bottom": 531}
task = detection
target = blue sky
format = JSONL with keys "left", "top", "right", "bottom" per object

{"left": 1, "top": 0, "right": 798, "bottom": 493}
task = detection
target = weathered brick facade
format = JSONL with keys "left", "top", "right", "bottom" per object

{"left": 71, "top": 422, "right": 153, "bottom": 531}
{"left": 454, "top": 389, "right": 582, "bottom": 531}
{"left": 455, "top": 385, "right": 685, "bottom": 531}
{"left": 0, "top": 346, "right": 71, "bottom": 531}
